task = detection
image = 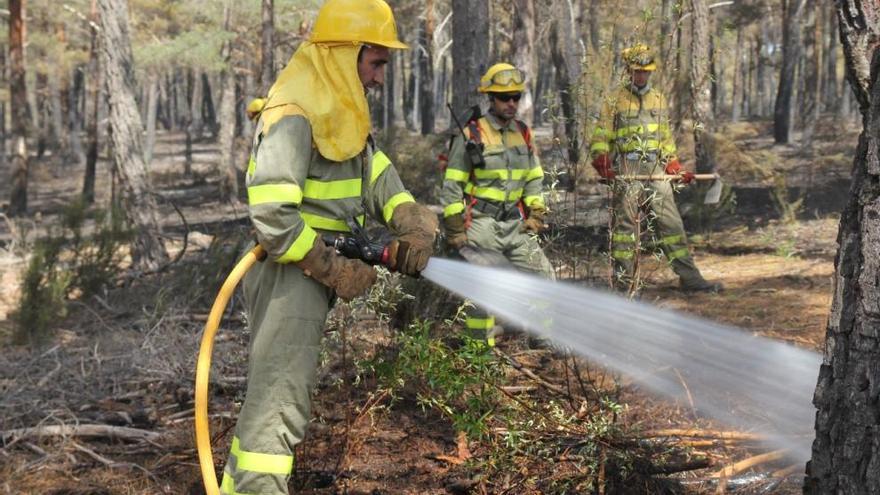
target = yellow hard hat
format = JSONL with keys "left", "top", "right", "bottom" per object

{"left": 478, "top": 63, "right": 526, "bottom": 93}
{"left": 622, "top": 43, "right": 657, "bottom": 71}
{"left": 309, "top": 0, "right": 408, "bottom": 50}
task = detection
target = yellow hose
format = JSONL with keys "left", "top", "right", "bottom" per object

{"left": 195, "top": 244, "right": 266, "bottom": 495}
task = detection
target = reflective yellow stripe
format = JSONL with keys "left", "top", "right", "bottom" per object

{"left": 464, "top": 184, "right": 523, "bottom": 202}
{"left": 370, "top": 151, "right": 393, "bottom": 185}
{"left": 445, "top": 168, "right": 471, "bottom": 182}
{"left": 466, "top": 316, "right": 496, "bottom": 330}
{"left": 229, "top": 436, "right": 294, "bottom": 476}
{"left": 383, "top": 192, "right": 415, "bottom": 223}
{"left": 302, "top": 178, "right": 361, "bottom": 200}
{"left": 619, "top": 139, "right": 661, "bottom": 152}
{"left": 524, "top": 195, "right": 544, "bottom": 208}
{"left": 486, "top": 337, "right": 496, "bottom": 347}
{"left": 247, "top": 183, "right": 304, "bottom": 206}
{"left": 247, "top": 156, "right": 256, "bottom": 177}
{"left": 301, "top": 212, "right": 365, "bottom": 232}
{"left": 590, "top": 141, "right": 610, "bottom": 153}
{"left": 592, "top": 127, "right": 613, "bottom": 139}
{"left": 612, "top": 232, "right": 636, "bottom": 243}
{"left": 661, "top": 142, "right": 677, "bottom": 154}
{"left": 667, "top": 247, "right": 690, "bottom": 260}
{"left": 612, "top": 249, "right": 634, "bottom": 260}
{"left": 472, "top": 168, "right": 529, "bottom": 180}
{"left": 276, "top": 225, "right": 318, "bottom": 263}
{"left": 659, "top": 234, "right": 682, "bottom": 245}
{"left": 444, "top": 202, "right": 465, "bottom": 217}
{"left": 616, "top": 123, "right": 660, "bottom": 138}
{"left": 525, "top": 166, "right": 543, "bottom": 182}
{"left": 220, "top": 472, "right": 236, "bottom": 494}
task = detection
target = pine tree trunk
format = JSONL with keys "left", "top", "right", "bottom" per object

{"left": 774, "top": 0, "right": 807, "bottom": 143}
{"left": 800, "top": 0, "right": 821, "bottom": 150}
{"left": 419, "top": 0, "right": 435, "bottom": 135}
{"left": 690, "top": 0, "right": 714, "bottom": 173}
{"left": 83, "top": 0, "right": 100, "bottom": 204}
{"left": 144, "top": 72, "right": 159, "bottom": 166}
{"left": 824, "top": 3, "right": 839, "bottom": 112}
{"left": 512, "top": 0, "right": 536, "bottom": 126}
{"left": 8, "top": 0, "right": 28, "bottom": 216}
{"left": 217, "top": 2, "right": 239, "bottom": 202}
{"left": 451, "top": 0, "right": 488, "bottom": 116}
{"left": 68, "top": 67, "right": 86, "bottom": 166}
{"left": 98, "top": 0, "right": 168, "bottom": 270}
{"left": 203, "top": 73, "right": 218, "bottom": 136}
{"left": 806, "top": 3, "right": 880, "bottom": 492}
{"left": 549, "top": 0, "right": 580, "bottom": 165}
{"left": 732, "top": 28, "right": 744, "bottom": 122}
{"left": 260, "top": 0, "right": 274, "bottom": 95}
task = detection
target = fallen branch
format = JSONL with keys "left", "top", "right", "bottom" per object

{"left": 494, "top": 349, "right": 570, "bottom": 397}
{"left": 712, "top": 449, "right": 788, "bottom": 479}
{"left": 643, "top": 429, "right": 765, "bottom": 441}
{"left": 650, "top": 457, "right": 714, "bottom": 474}
{"left": 1, "top": 424, "right": 163, "bottom": 444}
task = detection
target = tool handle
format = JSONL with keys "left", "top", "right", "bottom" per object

{"left": 617, "top": 173, "right": 719, "bottom": 181}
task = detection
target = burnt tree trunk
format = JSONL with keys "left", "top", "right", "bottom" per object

{"left": 98, "top": 0, "right": 168, "bottom": 270}
{"left": 549, "top": 0, "right": 580, "bottom": 165}
{"left": 774, "top": 0, "right": 807, "bottom": 143}
{"left": 259, "top": 0, "right": 274, "bottom": 95}
{"left": 451, "top": 0, "right": 488, "bottom": 116}
{"left": 512, "top": 0, "right": 536, "bottom": 126}
{"left": 690, "top": 0, "right": 714, "bottom": 173}
{"left": 419, "top": 0, "right": 435, "bottom": 135}
{"left": 83, "top": 0, "right": 100, "bottom": 203}
{"left": 8, "top": 0, "right": 28, "bottom": 216}
{"left": 805, "top": 2, "right": 880, "bottom": 493}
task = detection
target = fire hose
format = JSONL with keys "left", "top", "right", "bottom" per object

{"left": 194, "top": 224, "right": 391, "bottom": 495}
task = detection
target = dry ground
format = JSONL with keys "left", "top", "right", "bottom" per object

{"left": 0, "top": 114, "right": 859, "bottom": 494}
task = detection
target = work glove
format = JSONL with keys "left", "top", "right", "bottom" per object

{"left": 295, "top": 237, "right": 377, "bottom": 301}
{"left": 664, "top": 159, "right": 695, "bottom": 184}
{"left": 591, "top": 154, "right": 615, "bottom": 180}
{"left": 388, "top": 202, "right": 438, "bottom": 276}
{"left": 443, "top": 213, "right": 468, "bottom": 250}
{"left": 521, "top": 205, "right": 547, "bottom": 234}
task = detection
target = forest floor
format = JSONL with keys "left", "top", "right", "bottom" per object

{"left": 0, "top": 114, "right": 859, "bottom": 494}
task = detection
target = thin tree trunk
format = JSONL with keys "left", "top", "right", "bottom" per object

{"left": 774, "top": 0, "right": 807, "bottom": 143}
{"left": 419, "top": 0, "right": 435, "bottom": 135}
{"left": 144, "top": 72, "right": 158, "bottom": 166}
{"left": 68, "top": 67, "right": 86, "bottom": 166}
{"left": 690, "top": 0, "right": 714, "bottom": 174}
{"left": 805, "top": 2, "right": 880, "bottom": 492}
{"left": 588, "top": 0, "right": 600, "bottom": 53}
{"left": 98, "top": 0, "right": 169, "bottom": 270}
{"left": 218, "top": 2, "right": 239, "bottom": 202}
{"left": 8, "top": 0, "right": 28, "bottom": 216}
{"left": 549, "top": 0, "right": 580, "bottom": 165}
{"left": 451, "top": 0, "right": 488, "bottom": 116}
{"left": 731, "top": 28, "right": 744, "bottom": 122}
{"left": 203, "top": 73, "right": 218, "bottom": 136}
{"left": 259, "top": 0, "right": 274, "bottom": 95}
{"left": 800, "top": 0, "right": 821, "bottom": 149}
{"left": 83, "top": 0, "right": 100, "bottom": 203}
{"left": 512, "top": 0, "right": 536, "bottom": 126}
{"left": 824, "top": 3, "right": 839, "bottom": 112}
{"left": 189, "top": 69, "right": 204, "bottom": 138}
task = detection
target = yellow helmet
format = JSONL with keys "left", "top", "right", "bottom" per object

{"left": 309, "top": 0, "right": 408, "bottom": 50}
{"left": 478, "top": 63, "right": 526, "bottom": 93}
{"left": 622, "top": 43, "right": 657, "bottom": 71}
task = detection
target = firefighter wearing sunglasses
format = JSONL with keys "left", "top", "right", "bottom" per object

{"left": 589, "top": 43, "right": 723, "bottom": 293}
{"left": 440, "top": 62, "right": 555, "bottom": 346}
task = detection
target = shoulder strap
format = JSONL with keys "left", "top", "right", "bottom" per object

{"left": 515, "top": 120, "right": 533, "bottom": 154}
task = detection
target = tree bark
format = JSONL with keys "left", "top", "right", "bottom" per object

{"left": 217, "top": 2, "right": 239, "bottom": 202}
{"left": 690, "top": 0, "right": 714, "bottom": 174}
{"left": 259, "top": 0, "right": 274, "bottom": 95}
{"left": 549, "top": 0, "right": 581, "bottom": 165}
{"left": 419, "top": 0, "right": 435, "bottom": 135}
{"left": 451, "top": 0, "right": 488, "bottom": 117}
{"left": 774, "top": 0, "right": 807, "bottom": 143}
{"left": 98, "top": 0, "right": 168, "bottom": 270}
{"left": 8, "top": 0, "right": 28, "bottom": 216}
{"left": 805, "top": 2, "right": 880, "bottom": 493}
{"left": 512, "top": 0, "right": 536, "bottom": 126}
{"left": 83, "top": 0, "right": 100, "bottom": 204}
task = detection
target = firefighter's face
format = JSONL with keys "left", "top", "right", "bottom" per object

{"left": 631, "top": 69, "right": 651, "bottom": 88}
{"left": 358, "top": 45, "right": 390, "bottom": 92}
{"left": 490, "top": 92, "right": 521, "bottom": 121}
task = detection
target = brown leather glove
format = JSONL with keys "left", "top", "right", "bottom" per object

{"left": 388, "top": 202, "right": 438, "bottom": 276}
{"left": 443, "top": 213, "right": 468, "bottom": 250}
{"left": 521, "top": 205, "right": 547, "bottom": 234}
{"left": 295, "top": 237, "right": 377, "bottom": 301}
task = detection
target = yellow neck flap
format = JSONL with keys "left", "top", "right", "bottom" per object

{"left": 263, "top": 42, "right": 370, "bottom": 162}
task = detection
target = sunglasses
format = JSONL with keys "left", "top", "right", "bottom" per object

{"left": 493, "top": 93, "right": 522, "bottom": 103}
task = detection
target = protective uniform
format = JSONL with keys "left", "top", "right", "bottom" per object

{"left": 440, "top": 64, "right": 555, "bottom": 345}
{"left": 220, "top": 2, "right": 436, "bottom": 493}
{"left": 590, "top": 44, "right": 716, "bottom": 292}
